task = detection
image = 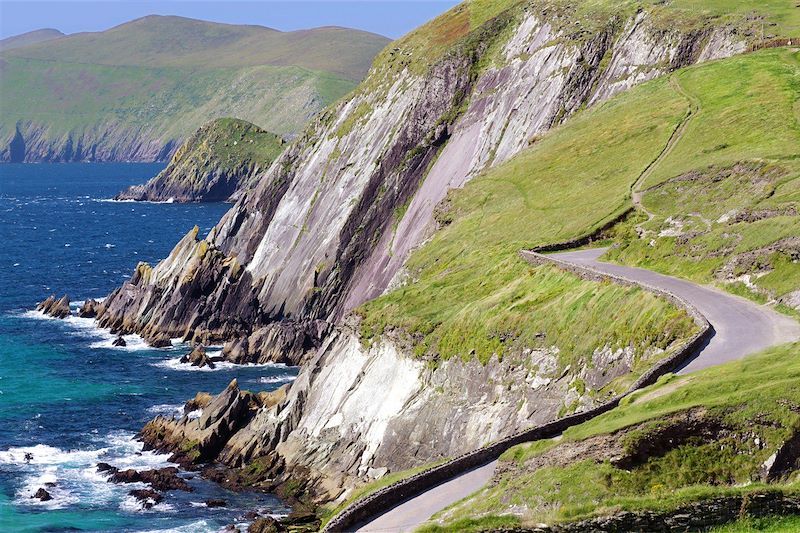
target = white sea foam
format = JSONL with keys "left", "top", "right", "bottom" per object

{"left": 257, "top": 374, "right": 296, "bottom": 384}
{"left": 146, "top": 403, "right": 184, "bottom": 417}
{"left": 20, "top": 309, "right": 154, "bottom": 351}
{"left": 153, "top": 355, "right": 287, "bottom": 373}
{"left": 136, "top": 520, "right": 212, "bottom": 533}
{"left": 0, "top": 432, "right": 174, "bottom": 512}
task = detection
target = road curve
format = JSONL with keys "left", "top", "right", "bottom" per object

{"left": 353, "top": 248, "right": 800, "bottom": 532}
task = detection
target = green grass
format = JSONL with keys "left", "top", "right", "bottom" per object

{"left": 605, "top": 48, "right": 800, "bottom": 308}
{"left": 712, "top": 515, "right": 800, "bottom": 532}
{"left": 422, "top": 343, "right": 800, "bottom": 531}
{"left": 119, "top": 117, "right": 285, "bottom": 201}
{"left": 3, "top": 15, "right": 389, "bottom": 81}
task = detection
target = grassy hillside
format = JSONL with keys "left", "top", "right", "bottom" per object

{"left": 358, "top": 47, "right": 800, "bottom": 369}
{"left": 116, "top": 118, "right": 285, "bottom": 202}
{"left": 0, "top": 16, "right": 389, "bottom": 161}
{"left": 422, "top": 342, "right": 800, "bottom": 531}
{"left": 371, "top": 0, "right": 800, "bottom": 79}
{"left": 3, "top": 16, "right": 388, "bottom": 80}
{"left": 0, "top": 29, "right": 64, "bottom": 51}
{"left": 603, "top": 48, "right": 800, "bottom": 313}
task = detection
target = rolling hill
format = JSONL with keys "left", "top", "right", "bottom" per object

{"left": 0, "top": 28, "right": 65, "bottom": 51}
{"left": 0, "top": 16, "right": 390, "bottom": 162}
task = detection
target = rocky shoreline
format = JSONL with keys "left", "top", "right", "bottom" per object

{"left": 135, "top": 379, "right": 319, "bottom": 531}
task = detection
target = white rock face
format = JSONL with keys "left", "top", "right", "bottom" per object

{"left": 216, "top": 324, "right": 658, "bottom": 501}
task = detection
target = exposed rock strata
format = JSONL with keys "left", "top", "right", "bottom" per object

{"left": 94, "top": 7, "right": 745, "bottom": 363}
{"left": 140, "top": 323, "right": 673, "bottom": 503}
{"left": 107, "top": 2, "right": 748, "bottom": 504}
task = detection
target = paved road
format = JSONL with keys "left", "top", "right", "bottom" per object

{"left": 353, "top": 248, "right": 800, "bottom": 532}
{"left": 552, "top": 248, "right": 800, "bottom": 373}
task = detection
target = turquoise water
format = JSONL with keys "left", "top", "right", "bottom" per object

{"left": 0, "top": 164, "right": 294, "bottom": 532}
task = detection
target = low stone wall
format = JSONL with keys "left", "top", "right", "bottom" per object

{"left": 530, "top": 207, "right": 633, "bottom": 253}
{"left": 497, "top": 490, "right": 800, "bottom": 532}
{"left": 322, "top": 249, "right": 713, "bottom": 532}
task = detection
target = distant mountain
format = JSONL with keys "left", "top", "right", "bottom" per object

{"left": 0, "top": 16, "right": 390, "bottom": 162}
{"left": 0, "top": 28, "right": 65, "bottom": 51}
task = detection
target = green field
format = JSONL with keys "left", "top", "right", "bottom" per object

{"left": 358, "top": 46, "right": 800, "bottom": 369}
{"left": 604, "top": 48, "right": 800, "bottom": 311}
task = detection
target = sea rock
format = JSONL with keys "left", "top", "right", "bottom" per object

{"left": 205, "top": 498, "right": 227, "bottom": 508}
{"left": 96, "top": 462, "right": 115, "bottom": 473}
{"left": 108, "top": 466, "right": 192, "bottom": 492}
{"left": 78, "top": 298, "right": 100, "bottom": 318}
{"left": 36, "top": 294, "right": 70, "bottom": 319}
{"left": 248, "top": 516, "right": 283, "bottom": 533}
{"left": 32, "top": 487, "right": 52, "bottom": 501}
{"left": 112, "top": 336, "right": 127, "bottom": 347}
{"left": 184, "top": 392, "right": 213, "bottom": 414}
{"left": 180, "top": 344, "right": 215, "bottom": 369}
{"left": 128, "top": 488, "right": 163, "bottom": 510}
{"left": 140, "top": 379, "right": 252, "bottom": 467}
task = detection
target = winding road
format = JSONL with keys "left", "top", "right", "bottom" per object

{"left": 354, "top": 248, "right": 800, "bottom": 532}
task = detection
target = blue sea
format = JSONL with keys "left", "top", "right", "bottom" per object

{"left": 0, "top": 164, "right": 295, "bottom": 532}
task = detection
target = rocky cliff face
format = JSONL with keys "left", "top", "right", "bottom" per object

{"left": 101, "top": 1, "right": 747, "bottom": 500}
{"left": 115, "top": 118, "right": 285, "bottom": 203}
{"left": 142, "top": 320, "right": 665, "bottom": 502}
{"left": 2, "top": 120, "right": 178, "bottom": 163}
{"left": 95, "top": 5, "right": 743, "bottom": 350}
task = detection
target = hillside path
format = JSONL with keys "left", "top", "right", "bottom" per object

{"left": 354, "top": 248, "right": 800, "bottom": 532}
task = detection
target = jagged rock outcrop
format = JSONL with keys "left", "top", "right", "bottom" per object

{"left": 36, "top": 294, "right": 71, "bottom": 318}
{"left": 94, "top": 4, "right": 745, "bottom": 361}
{"left": 78, "top": 298, "right": 100, "bottom": 318}
{"left": 141, "top": 322, "right": 672, "bottom": 502}
{"left": 115, "top": 118, "right": 285, "bottom": 203}
{"left": 180, "top": 344, "right": 219, "bottom": 369}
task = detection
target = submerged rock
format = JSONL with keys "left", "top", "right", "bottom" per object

{"left": 32, "top": 487, "right": 52, "bottom": 501}
{"left": 205, "top": 498, "right": 227, "bottom": 508}
{"left": 112, "top": 336, "right": 127, "bottom": 347}
{"left": 180, "top": 344, "right": 216, "bottom": 369}
{"left": 128, "top": 488, "right": 163, "bottom": 510}
{"left": 36, "top": 294, "right": 70, "bottom": 318}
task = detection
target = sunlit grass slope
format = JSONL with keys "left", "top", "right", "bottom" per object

{"left": 605, "top": 48, "right": 800, "bottom": 310}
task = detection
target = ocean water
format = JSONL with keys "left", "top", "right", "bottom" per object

{"left": 0, "top": 164, "right": 295, "bottom": 532}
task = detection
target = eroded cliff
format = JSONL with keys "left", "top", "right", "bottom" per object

{"left": 94, "top": 2, "right": 744, "bottom": 351}
{"left": 115, "top": 118, "right": 285, "bottom": 203}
